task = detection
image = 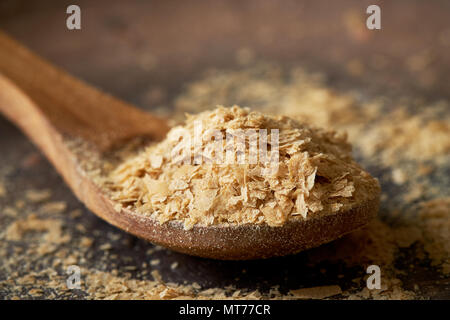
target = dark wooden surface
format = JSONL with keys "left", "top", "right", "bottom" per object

{"left": 0, "top": 0, "right": 449, "bottom": 299}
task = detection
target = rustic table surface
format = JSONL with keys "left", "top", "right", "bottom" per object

{"left": 0, "top": 0, "right": 448, "bottom": 299}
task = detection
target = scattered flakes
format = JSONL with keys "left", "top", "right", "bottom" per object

{"left": 174, "top": 63, "right": 366, "bottom": 134}
{"left": 5, "top": 214, "right": 69, "bottom": 247}
{"left": 3, "top": 206, "right": 18, "bottom": 217}
{"left": 174, "top": 63, "right": 449, "bottom": 165}
{"left": 99, "top": 243, "right": 112, "bottom": 251}
{"left": 346, "top": 277, "right": 415, "bottom": 300}
{"left": 358, "top": 108, "right": 450, "bottom": 165}
{"left": 80, "top": 237, "right": 94, "bottom": 248}
{"left": 25, "top": 189, "right": 51, "bottom": 202}
{"left": 191, "top": 282, "right": 201, "bottom": 290}
{"left": 15, "top": 200, "right": 25, "bottom": 209}
{"left": 170, "top": 262, "right": 179, "bottom": 270}
{"left": 151, "top": 270, "right": 162, "bottom": 282}
{"left": 150, "top": 259, "right": 160, "bottom": 266}
{"left": 39, "top": 201, "right": 67, "bottom": 214}
{"left": 84, "top": 270, "right": 194, "bottom": 300}
{"left": 391, "top": 168, "right": 407, "bottom": 185}
{"left": 28, "top": 288, "right": 44, "bottom": 296}
{"left": 290, "top": 285, "right": 342, "bottom": 299}
{"left": 70, "top": 209, "right": 83, "bottom": 218}
{"left": 75, "top": 223, "right": 86, "bottom": 233}
{"left": 123, "top": 266, "right": 137, "bottom": 271}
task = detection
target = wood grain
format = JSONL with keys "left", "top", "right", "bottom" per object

{"left": 0, "top": 30, "right": 169, "bottom": 151}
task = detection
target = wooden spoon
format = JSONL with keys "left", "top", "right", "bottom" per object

{"left": 0, "top": 31, "right": 379, "bottom": 260}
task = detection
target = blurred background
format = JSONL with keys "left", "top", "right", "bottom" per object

{"left": 1, "top": 0, "right": 450, "bottom": 110}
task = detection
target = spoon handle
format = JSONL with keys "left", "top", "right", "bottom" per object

{"left": 0, "top": 30, "right": 169, "bottom": 150}
{"left": 0, "top": 32, "right": 168, "bottom": 241}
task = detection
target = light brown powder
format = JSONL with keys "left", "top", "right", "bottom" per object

{"left": 358, "top": 108, "right": 450, "bottom": 165}
{"left": 25, "top": 189, "right": 52, "bottom": 203}
{"left": 39, "top": 201, "right": 67, "bottom": 214}
{"left": 5, "top": 214, "right": 70, "bottom": 257}
{"left": 107, "top": 106, "right": 380, "bottom": 229}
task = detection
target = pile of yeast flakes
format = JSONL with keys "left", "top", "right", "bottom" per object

{"left": 108, "top": 106, "right": 380, "bottom": 229}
